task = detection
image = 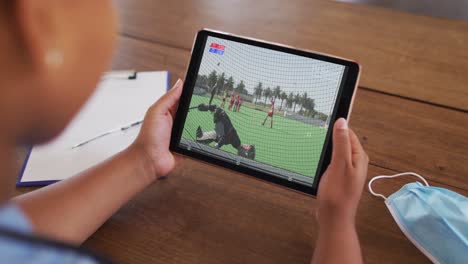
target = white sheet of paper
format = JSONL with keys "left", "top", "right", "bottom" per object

{"left": 20, "top": 71, "right": 169, "bottom": 184}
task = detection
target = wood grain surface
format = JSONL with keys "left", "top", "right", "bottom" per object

{"left": 114, "top": 0, "right": 468, "bottom": 111}
{"left": 79, "top": 158, "right": 467, "bottom": 264}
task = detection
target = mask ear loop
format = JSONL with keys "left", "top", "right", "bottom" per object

{"left": 368, "top": 172, "right": 430, "bottom": 200}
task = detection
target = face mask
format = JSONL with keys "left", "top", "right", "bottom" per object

{"left": 368, "top": 172, "right": 468, "bottom": 264}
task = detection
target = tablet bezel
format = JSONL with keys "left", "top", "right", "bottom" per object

{"left": 170, "top": 29, "right": 360, "bottom": 196}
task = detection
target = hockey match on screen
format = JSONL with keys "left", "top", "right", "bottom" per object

{"left": 179, "top": 36, "right": 346, "bottom": 185}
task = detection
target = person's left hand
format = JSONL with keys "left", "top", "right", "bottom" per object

{"left": 131, "top": 79, "right": 183, "bottom": 179}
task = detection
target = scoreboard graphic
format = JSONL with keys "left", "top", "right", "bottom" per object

{"left": 209, "top": 43, "right": 225, "bottom": 55}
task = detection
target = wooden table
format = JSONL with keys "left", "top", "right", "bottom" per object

{"left": 17, "top": 0, "right": 468, "bottom": 263}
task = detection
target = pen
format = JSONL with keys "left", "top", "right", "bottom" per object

{"left": 71, "top": 120, "right": 143, "bottom": 149}
{"left": 121, "top": 120, "right": 143, "bottom": 131}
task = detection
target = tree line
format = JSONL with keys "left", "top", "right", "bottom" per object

{"left": 253, "top": 83, "right": 327, "bottom": 120}
{"left": 196, "top": 71, "right": 248, "bottom": 96}
{"left": 196, "top": 71, "right": 328, "bottom": 121}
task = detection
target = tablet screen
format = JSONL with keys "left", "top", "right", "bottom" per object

{"left": 178, "top": 35, "right": 348, "bottom": 187}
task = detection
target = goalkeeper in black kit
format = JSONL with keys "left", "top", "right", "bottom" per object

{"left": 194, "top": 103, "right": 256, "bottom": 160}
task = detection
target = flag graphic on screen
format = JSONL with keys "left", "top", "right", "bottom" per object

{"left": 209, "top": 43, "right": 225, "bottom": 55}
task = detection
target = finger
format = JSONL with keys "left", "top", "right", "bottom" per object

{"left": 331, "top": 118, "right": 352, "bottom": 165}
{"left": 168, "top": 85, "right": 183, "bottom": 119}
{"left": 154, "top": 79, "right": 183, "bottom": 115}
{"left": 349, "top": 129, "right": 369, "bottom": 169}
{"left": 349, "top": 128, "right": 364, "bottom": 156}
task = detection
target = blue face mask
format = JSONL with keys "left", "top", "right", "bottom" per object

{"left": 368, "top": 172, "right": 468, "bottom": 264}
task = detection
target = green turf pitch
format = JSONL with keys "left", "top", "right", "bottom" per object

{"left": 181, "top": 95, "right": 327, "bottom": 178}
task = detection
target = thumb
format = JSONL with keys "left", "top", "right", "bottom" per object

{"left": 154, "top": 79, "right": 183, "bottom": 115}
{"left": 331, "top": 118, "right": 352, "bottom": 165}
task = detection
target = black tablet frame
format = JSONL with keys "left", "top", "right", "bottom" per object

{"left": 170, "top": 29, "right": 360, "bottom": 196}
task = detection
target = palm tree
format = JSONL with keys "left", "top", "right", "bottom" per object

{"left": 308, "top": 98, "right": 316, "bottom": 116}
{"left": 302, "top": 97, "right": 316, "bottom": 117}
{"left": 235, "top": 81, "right": 246, "bottom": 94}
{"left": 286, "top": 92, "right": 294, "bottom": 110}
{"left": 253, "top": 82, "right": 263, "bottom": 104}
{"left": 263, "top": 87, "right": 272, "bottom": 105}
{"left": 273, "top": 86, "right": 281, "bottom": 100}
{"left": 279, "top": 91, "right": 287, "bottom": 110}
{"left": 300, "top": 92, "right": 308, "bottom": 112}
{"left": 293, "top": 93, "right": 300, "bottom": 112}
{"left": 225, "top": 76, "right": 234, "bottom": 93}
{"left": 207, "top": 70, "right": 217, "bottom": 89}
{"left": 215, "top": 72, "right": 226, "bottom": 95}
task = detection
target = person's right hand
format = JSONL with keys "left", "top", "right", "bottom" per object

{"left": 130, "top": 79, "right": 183, "bottom": 181}
{"left": 316, "top": 118, "right": 369, "bottom": 228}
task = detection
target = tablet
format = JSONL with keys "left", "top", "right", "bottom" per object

{"left": 170, "top": 29, "right": 360, "bottom": 195}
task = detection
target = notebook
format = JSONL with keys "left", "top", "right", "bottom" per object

{"left": 17, "top": 71, "right": 170, "bottom": 186}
